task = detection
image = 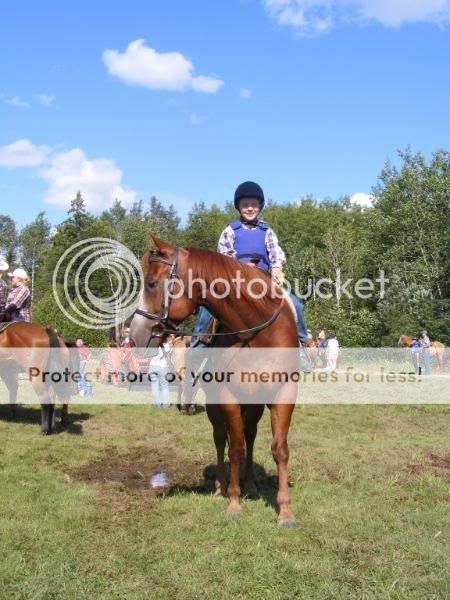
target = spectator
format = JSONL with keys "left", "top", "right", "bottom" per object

{"left": 410, "top": 337, "right": 421, "bottom": 374}
{"left": 76, "top": 338, "right": 91, "bottom": 386}
{"left": 420, "top": 330, "right": 431, "bottom": 375}
{"left": 5, "top": 268, "right": 31, "bottom": 322}
{"left": 317, "top": 329, "right": 326, "bottom": 348}
{"left": 326, "top": 333, "right": 340, "bottom": 371}
{"left": 149, "top": 335, "right": 174, "bottom": 408}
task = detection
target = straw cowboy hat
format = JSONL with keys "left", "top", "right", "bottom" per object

{"left": 0, "top": 257, "right": 9, "bottom": 271}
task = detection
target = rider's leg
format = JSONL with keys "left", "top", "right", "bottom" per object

{"left": 190, "top": 306, "right": 213, "bottom": 347}
{"left": 288, "top": 293, "right": 308, "bottom": 344}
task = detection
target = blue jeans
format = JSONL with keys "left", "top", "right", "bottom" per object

{"left": 79, "top": 360, "right": 87, "bottom": 387}
{"left": 289, "top": 292, "right": 308, "bottom": 343}
{"left": 10, "top": 314, "right": 25, "bottom": 322}
{"left": 149, "top": 366, "right": 170, "bottom": 407}
{"left": 190, "top": 306, "right": 213, "bottom": 347}
{"left": 422, "top": 348, "right": 431, "bottom": 375}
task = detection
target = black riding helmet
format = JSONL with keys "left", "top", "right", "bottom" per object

{"left": 234, "top": 181, "right": 265, "bottom": 211}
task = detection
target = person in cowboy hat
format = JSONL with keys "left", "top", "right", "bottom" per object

{"left": 0, "top": 257, "right": 9, "bottom": 318}
{"left": 5, "top": 268, "right": 31, "bottom": 322}
{"left": 192, "top": 181, "right": 308, "bottom": 345}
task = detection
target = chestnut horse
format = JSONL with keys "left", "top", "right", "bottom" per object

{"left": 130, "top": 236, "right": 299, "bottom": 526}
{"left": 0, "top": 322, "right": 75, "bottom": 434}
{"left": 397, "top": 334, "right": 446, "bottom": 372}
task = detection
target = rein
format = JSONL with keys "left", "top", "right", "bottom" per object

{"left": 134, "top": 246, "right": 285, "bottom": 344}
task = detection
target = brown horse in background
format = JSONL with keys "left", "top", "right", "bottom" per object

{"left": 130, "top": 236, "right": 299, "bottom": 526}
{"left": 0, "top": 322, "right": 76, "bottom": 434}
{"left": 398, "top": 334, "right": 446, "bottom": 372}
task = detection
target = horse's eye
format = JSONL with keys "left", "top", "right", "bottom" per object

{"left": 146, "top": 280, "right": 158, "bottom": 290}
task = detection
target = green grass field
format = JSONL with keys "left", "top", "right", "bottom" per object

{"left": 0, "top": 385, "right": 448, "bottom": 599}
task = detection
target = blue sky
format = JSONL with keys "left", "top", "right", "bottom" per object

{"left": 1, "top": 0, "right": 449, "bottom": 226}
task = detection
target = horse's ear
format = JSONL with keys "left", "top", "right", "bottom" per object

{"left": 148, "top": 234, "right": 173, "bottom": 256}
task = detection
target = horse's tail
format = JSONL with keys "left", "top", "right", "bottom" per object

{"left": 45, "top": 328, "right": 74, "bottom": 399}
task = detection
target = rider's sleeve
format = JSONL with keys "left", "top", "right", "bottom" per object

{"left": 217, "top": 225, "right": 236, "bottom": 258}
{"left": 6, "top": 286, "right": 29, "bottom": 310}
{"left": 266, "top": 228, "right": 287, "bottom": 270}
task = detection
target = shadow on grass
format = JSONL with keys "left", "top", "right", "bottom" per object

{"left": 0, "top": 404, "right": 90, "bottom": 435}
{"left": 167, "top": 462, "right": 279, "bottom": 512}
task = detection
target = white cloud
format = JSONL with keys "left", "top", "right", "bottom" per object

{"left": 239, "top": 88, "right": 252, "bottom": 100}
{"left": 0, "top": 94, "right": 30, "bottom": 108}
{"left": 0, "top": 139, "right": 50, "bottom": 167}
{"left": 102, "top": 39, "right": 224, "bottom": 94}
{"left": 349, "top": 192, "right": 374, "bottom": 209}
{"left": 263, "top": 0, "right": 450, "bottom": 34}
{"left": 36, "top": 93, "right": 55, "bottom": 108}
{"left": 40, "top": 148, "right": 137, "bottom": 212}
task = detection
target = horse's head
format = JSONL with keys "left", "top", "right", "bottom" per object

{"left": 129, "top": 235, "right": 196, "bottom": 348}
{"left": 397, "top": 335, "right": 410, "bottom": 347}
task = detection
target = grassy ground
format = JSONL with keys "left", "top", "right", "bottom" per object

{"left": 0, "top": 385, "right": 448, "bottom": 599}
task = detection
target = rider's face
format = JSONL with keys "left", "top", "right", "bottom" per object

{"left": 238, "top": 198, "right": 261, "bottom": 221}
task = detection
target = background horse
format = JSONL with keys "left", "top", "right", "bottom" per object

{"left": 0, "top": 323, "right": 76, "bottom": 434}
{"left": 130, "top": 236, "right": 299, "bottom": 527}
{"left": 398, "top": 334, "right": 446, "bottom": 372}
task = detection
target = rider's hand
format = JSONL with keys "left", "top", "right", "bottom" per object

{"left": 271, "top": 267, "right": 285, "bottom": 286}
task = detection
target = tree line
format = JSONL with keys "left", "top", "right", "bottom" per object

{"left": 1, "top": 148, "right": 448, "bottom": 347}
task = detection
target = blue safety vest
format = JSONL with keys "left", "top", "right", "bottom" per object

{"left": 229, "top": 220, "right": 270, "bottom": 271}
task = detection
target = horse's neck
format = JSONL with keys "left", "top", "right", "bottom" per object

{"left": 187, "top": 259, "right": 271, "bottom": 331}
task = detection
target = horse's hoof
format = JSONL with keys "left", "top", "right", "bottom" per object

{"left": 278, "top": 518, "right": 297, "bottom": 528}
{"left": 40, "top": 429, "right": 51, "bottom": 436}
{"left": 187, "top": 405, "right": 196, "bottom": 416}
{"left": 228, "top": 510, "right": 242, "bottom": 519}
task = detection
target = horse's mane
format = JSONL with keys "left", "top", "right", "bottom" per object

{"left": 186, "top": 247, "right": 279, "bottom": 317}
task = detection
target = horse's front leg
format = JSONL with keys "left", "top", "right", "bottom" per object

{"left": 33, "top": 381, "right": 55, "bottom": 435}
{"left": 269, "top": 394, "right": 296, "bottom": 527}
{"left": 221, "top": 391, "right": 245, "bottom": 516}
{"left": 206, "top": 404, "right": 227, "bottom": 497}
{"left": 243, "top": 404, "right": 264, "bottom": 498}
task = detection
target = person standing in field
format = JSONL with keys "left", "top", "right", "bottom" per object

{"left": 149, "top": 335, "right": 174, "bottom": 408}
{"left": 420, "top": 330, "right": 431, "bottom": 375}
{"left": 326, "top": 333, "right": 340, "bottom": 371}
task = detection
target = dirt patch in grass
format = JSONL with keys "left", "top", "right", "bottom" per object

{"left": 69, "top": 445, "right": 211, "bottom": 509}
{"left": 406, "top": 452, "right": 450, "bottom": 482}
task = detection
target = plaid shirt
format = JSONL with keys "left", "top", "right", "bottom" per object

{"left": 0, "top": 279, "right": 8, "bottom": 310}
{"left": 217, "top": 221, "right": 287, "bottom": 270}
{"left": 5, "top": 283, "right": 31, "bottom": 321}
